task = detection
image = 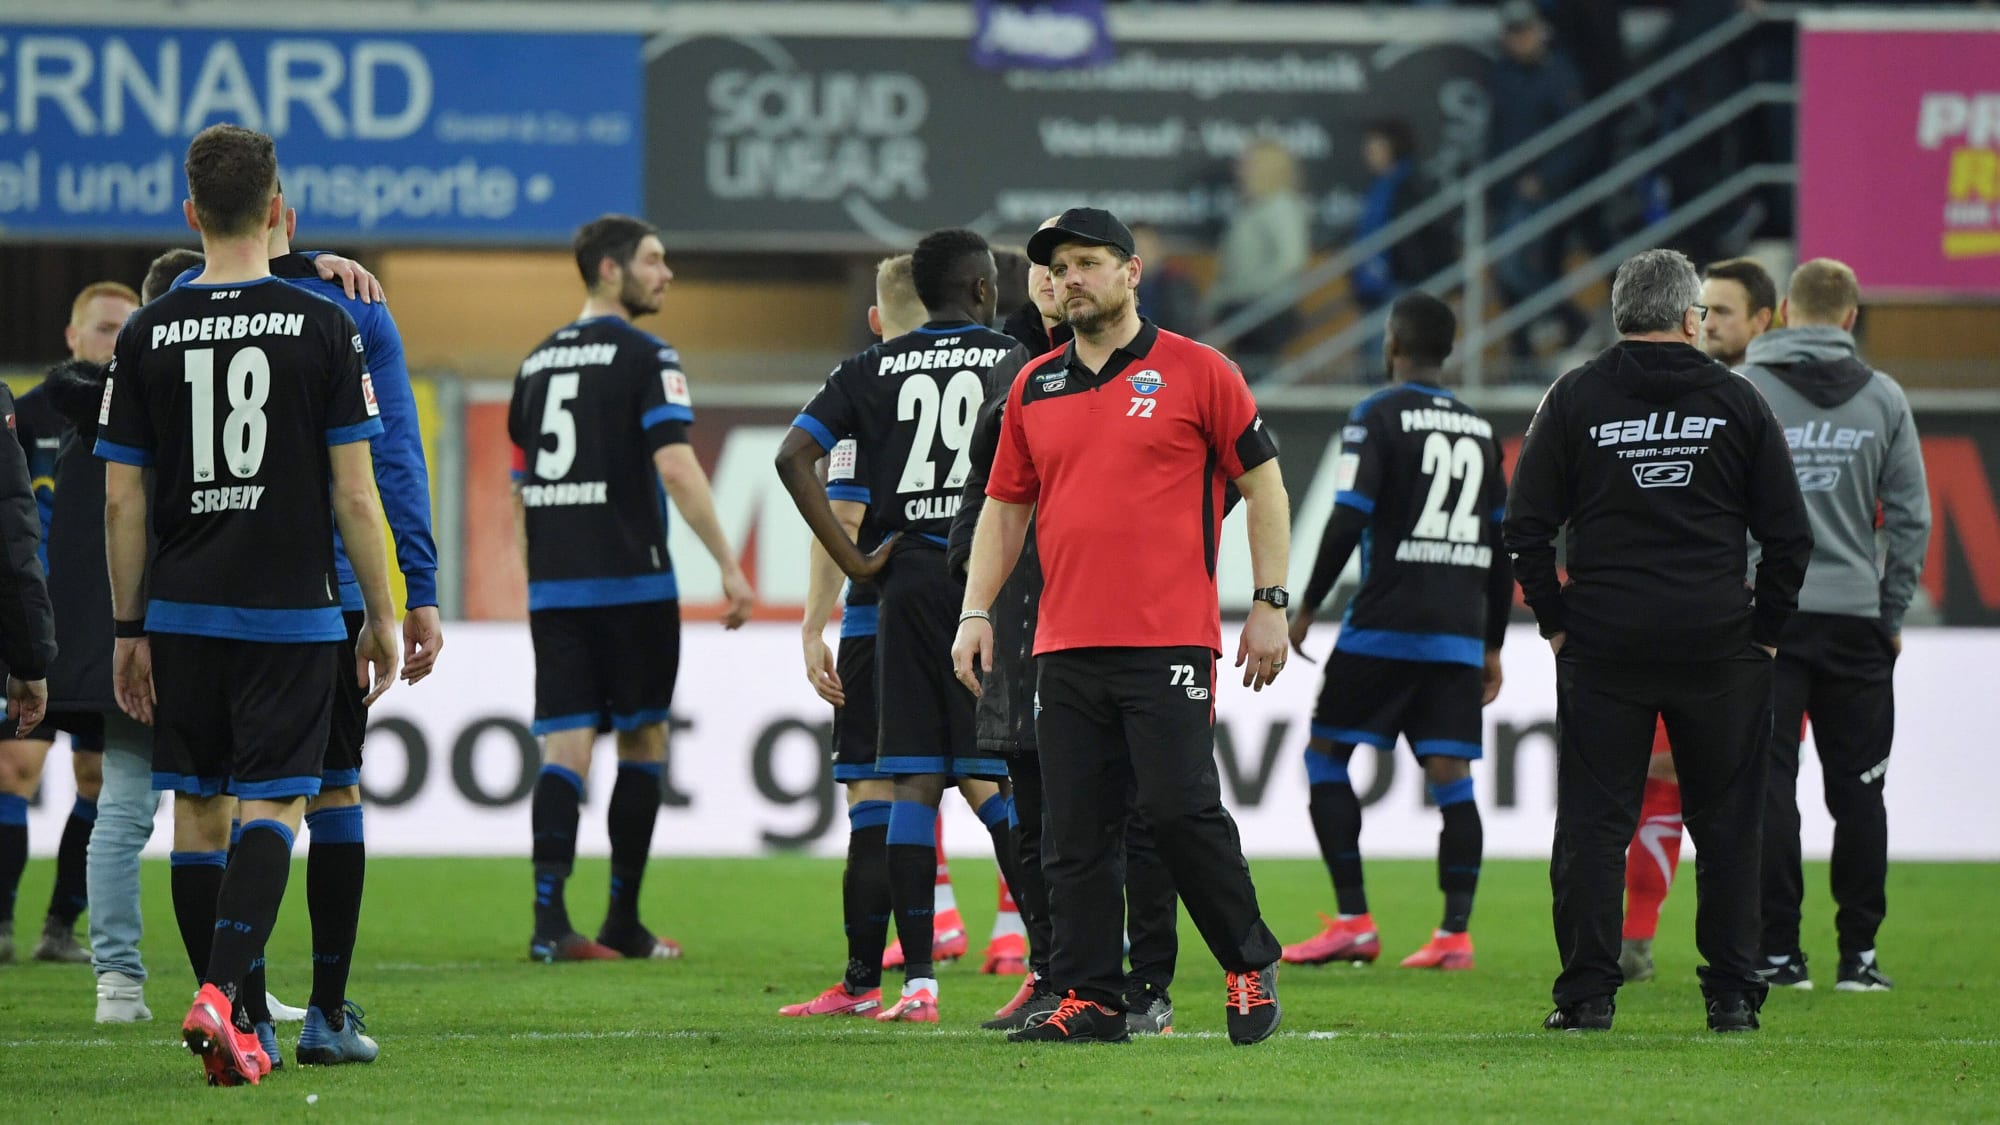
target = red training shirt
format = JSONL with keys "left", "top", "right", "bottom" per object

{"left": 986, "top": 321, "right": 1278, "bottom": 655}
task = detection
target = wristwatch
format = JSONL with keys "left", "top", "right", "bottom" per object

{"left": 1252, "top": 586, "right": 1289, "bottom": 610}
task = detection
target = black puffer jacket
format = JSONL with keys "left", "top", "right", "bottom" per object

{"left": 41, "top": 360, "right": 115, "bottom": 711}
{"left": 0, "top": 382, "right": 55, "bottom": 681}
{"left": 951, "top": 304, "right": 1066, "bottom": 755}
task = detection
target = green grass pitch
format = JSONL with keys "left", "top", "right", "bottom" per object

{"left": 1, "top": 856, "right": 1994, "bottom": 1122}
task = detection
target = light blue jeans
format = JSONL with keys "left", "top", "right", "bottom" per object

{"left": 87, "top": 723, "right": 158, "bottom": 982}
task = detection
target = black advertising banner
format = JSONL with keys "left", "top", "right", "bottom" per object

{"left": 643, "top": 26, "right": 1492, "bottom": 249}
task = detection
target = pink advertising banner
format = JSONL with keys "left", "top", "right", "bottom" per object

{"left": 1798, "top": 24, "right": 2000, "bottom": 296}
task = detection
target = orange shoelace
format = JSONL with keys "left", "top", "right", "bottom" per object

{"left": 1045, "top": 992, "right": 1105, "bottom": 1033}
{"left": 1226, "top": 971, "right": 1275, "bottom": 1015}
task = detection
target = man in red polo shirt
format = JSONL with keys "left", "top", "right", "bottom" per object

{"left": 952, "top": 207, "right": 1291, "bottom": 1046}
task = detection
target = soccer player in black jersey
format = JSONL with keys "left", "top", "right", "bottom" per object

{"left": 512, "top": 215, "right": 754, "bottom": 964}
{"left": 1282, "top": 294, "right": 1512, "bottom": 972}
{"left": 780, "top": 254, "right": 917, "bottom": 1019}
{"left": 99, "top": 124, "right": 401, "bottom": 1087}
{"left": 776, "top": 228, "right": 1031, "bottom": 1023}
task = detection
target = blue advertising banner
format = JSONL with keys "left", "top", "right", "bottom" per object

{"left": 0, "top": 25, "right": 641, "bottom": 242}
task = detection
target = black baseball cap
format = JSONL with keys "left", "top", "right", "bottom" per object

{"left": 1026, "top": 207, "right": 1137, "bottom": 266}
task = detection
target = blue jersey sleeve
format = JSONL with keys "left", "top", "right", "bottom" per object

{"left": 358, "top": 304, "right": 440, "bottom": 609}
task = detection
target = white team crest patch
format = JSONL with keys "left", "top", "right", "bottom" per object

{"left": 360, "top": 372, "right": 380, "bottom": 416}
{"left": 99, "top": 378, "right": 115, "bottom": 427}
{"left": 1127, "top": 370, "right": 1165, "bottom": 395}
{"left": 663, "top": 369, "right": 692, "bottom": 407}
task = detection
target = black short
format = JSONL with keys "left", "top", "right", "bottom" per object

{"left": 529, "top": 600, "right": 680, "bottom": 736}
{"left": 150, "top": 634, "right": 338, "bottom": 800}
{"left": 7, "top": 710, "right": 105, "bottom": 751}
{"left": 1310, "top": 650, "right": 1484, "bottom": 760}
{"left": 831, "top": 633, "right": 885, "bottom": 782}
{"left": 874, "top": 546, "right": 1000, "bottom": 780}
{"left": 324, "top": 611, "right": 369, "bottom": 789}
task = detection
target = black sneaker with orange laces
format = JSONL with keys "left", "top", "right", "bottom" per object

{"left": 1225, "top": 961, "right": 1282, "bottom": 1045}
{"left": 1005, "top": 991, "right": 1130, "bottom": 1044}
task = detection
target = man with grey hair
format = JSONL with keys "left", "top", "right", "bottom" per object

{"left": 1504, "top": 248, "right": 1813, "bottom": 1034}
{"left": 1742, "top": 258, "right": 1929, "bottom": 994}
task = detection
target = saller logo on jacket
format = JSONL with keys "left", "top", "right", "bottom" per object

{"left": 1590, "top": 412, "right": 1727, "bottom": 446}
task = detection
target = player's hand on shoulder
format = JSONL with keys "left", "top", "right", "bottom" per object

{"left": 402, "top": 606, "right": 444, "bottom": 685}
{"left": 802, "top": 628, "right": 844, "bottom": 706}
{"left": 720, "top": 567, "right": 755, "bottom": 630}
{"left": 357, "top": 614, "right": 401, "bottom": 706}
{"left": 7, "top": 675, "right": 48, "bottom": 735}
{"left": 313, "top": 254, "right": 385, "bottom": 304}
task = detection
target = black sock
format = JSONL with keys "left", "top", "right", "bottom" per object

{"left": 170, "top": 850, "right": 227, "bottom": 981}
{"left": 208, "top": 821, "right": 296, "bottom": 1029}
{"left": 1433, "top": 780, "right": 1483, "bottom": 934}
{"left": 0, "top": 794, "right": 27, "bottom": 927}
{"left": 842, "top": 800, "right": 892, "bottom": 993}
{"left": 1307, "top": 756, "right": 1368, "bottom": 915}
{"left": 531, "top": 765, "right": 583, "bottom": 938}
{"left": 223, "top": 820, "right": 273, "bottom": 1024}
{"left": 305, "top": 805, "right": 366, "bottom": 1016}
{"left": 44, "top": 797, "right": 94, "bottom": 929}
{"left": 885, "top": 801, "right": 937, "bottom": 981}
{"left": 975, "top": 792, "right": 1024, "bottom": 919}
{"left": 604, "top": 761, "right": 660, "bottom": 937}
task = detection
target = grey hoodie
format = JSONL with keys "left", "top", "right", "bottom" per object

{"left": 1741, "top": 326, "right": 1931, "bottom": 630}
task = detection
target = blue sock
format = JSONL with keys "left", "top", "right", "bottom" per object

{"left": 975, "top": 793, "right": 1009, "bottom": 831}
{"left": 305, "top": 806, "right": 366, "bottom": 1015}
{"left": 1428, "top": 778, "right": 1481, "bottom": 933}
{"left": 1304, "top": 747, "right": 1351, "bottom": 785}
{"left": 886, "top": 801, "right": 939, "bottom": 978}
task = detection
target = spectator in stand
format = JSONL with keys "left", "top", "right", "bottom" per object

{"left": 1208, "top": 139, "right": 1311, "bottom": 377}
{"left": 1489, "top": 0, "right": 1592, "bottom": 379}
{"left": 1350, "top": 119, "right": 1453, "bottom": 382}
{"left": 1130, "top": 224, "right": 1202, "bottom": 338}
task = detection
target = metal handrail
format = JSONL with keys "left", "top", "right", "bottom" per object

{"left": 1455, "top": 164, "right": 1797, "bottom": 368}
{"left": 1206, "top": 6, "right": 1786, "bottom": 354}
{"left": 1262, "top": 82, "right": 1797, "bottom": 387}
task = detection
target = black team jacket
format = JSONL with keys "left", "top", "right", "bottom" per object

{"left": 948, "top": 304, "right": 1070, "bottom": 756}
{"left": 1502, "top": 340, "right": 1814, "bottom": 663}
{"left": 40, "top": 360, "right": 116, "bottom": 713}
{"left": 0, "top": 382, "right": 55, "bottom": 682}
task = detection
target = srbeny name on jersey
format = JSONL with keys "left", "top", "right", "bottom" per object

{"left": 150, "top": 313, "right": 306, "bottom": 349}
{"left": 189, "top": 485, "right": 265, "bottom": 514}
{"left": 519, "top": 481, "right": 610, "bottom": 508}
{"left": 521, "top": 343, "right": 620, "bottom": 377}
{"left": 1400, "top": 408, "right": 1493, "bottom": 438}
{"left": 1590, "top": 412, "right": 1727, "bottom": 447}
{"left": 876, "top": 346, "right": 1014, "bottom": 377}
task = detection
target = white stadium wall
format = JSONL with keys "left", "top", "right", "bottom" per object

{"left": 23, "top": 624, "right": 1999, "bottom": 860}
